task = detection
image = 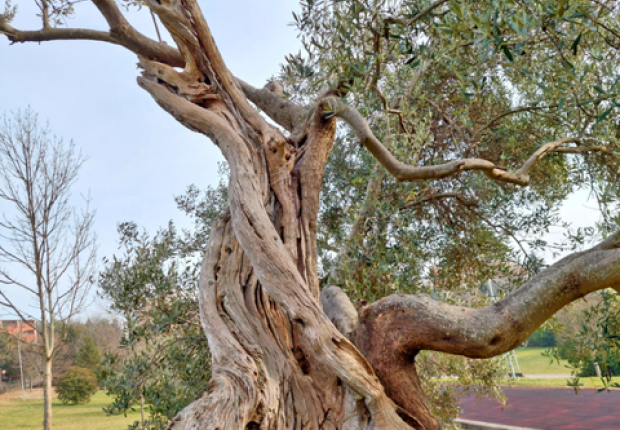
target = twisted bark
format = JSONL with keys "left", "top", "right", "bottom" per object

{"left": 136, "top": 2, "right": 412, "bottom": 428}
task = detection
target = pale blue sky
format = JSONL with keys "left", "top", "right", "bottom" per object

{"left": 0, "top": 1, "right": 602, "bottom": 319}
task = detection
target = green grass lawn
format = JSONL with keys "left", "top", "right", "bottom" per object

{"left": 505, "top": 347, "right": 619, "bottom": 389}
{"left": 507, "top": 376, "right": 620, "bottom": 388}
{"left": 513, "top": 347, "right": 571, "bottom": 375}
{"left": 0, "top": 391, "right": 142, "bottom": 430}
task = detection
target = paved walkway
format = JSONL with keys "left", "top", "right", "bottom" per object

{"left": 520, "top": 374, "right": 571, "bottom": 379}
{"left": 459, "top": 386, "right": 620, "bottom": 430}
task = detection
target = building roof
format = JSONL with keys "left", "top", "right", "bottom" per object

{"left": 0, "top": 320, "right": 38, "bottom": 343}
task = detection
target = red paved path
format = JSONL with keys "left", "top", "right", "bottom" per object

{"left": 459, "top": 386, "right": 620, "bottom": 430}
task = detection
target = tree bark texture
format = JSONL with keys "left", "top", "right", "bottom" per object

{"left": 3, "top": 1, "right": 620, "bottom": 429}
{"left": 132, "top": 3, "right": 424, "bottom": 428}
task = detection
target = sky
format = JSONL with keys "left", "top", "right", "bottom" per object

{"left": 0, "top": 0, "right": 301, "bottom": 319}
{"left": 0, "top": 1, "right": 603, "bottom": 320}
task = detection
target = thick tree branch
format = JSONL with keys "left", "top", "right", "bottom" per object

{"left": 328, "top": 97, "right": 613, "bottom": 186}
{"left": 91, "top": 0, "right": 183, "bottom": 67}
{"left": 321, "top": 286, "right": 358, "bottom": 339}
{"left": 350, "top": 235, "right": 620, "bottom": 428}
{"left": 237, "top": 79, "right": 308, "bottom": 133}
{"left": 146, "top": 0, "right": 269, "bottom": 138}
{"left": 0, "top": 5, "right": 184, "bottom": 67}
{"left": 354, "top": 235, "right": 620, "bottom": 361}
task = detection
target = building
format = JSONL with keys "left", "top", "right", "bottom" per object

{"left": 0, "top": 320, "right": 38, "bottom": 343}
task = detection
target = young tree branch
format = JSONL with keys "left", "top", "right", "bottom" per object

{"left": 399, "top": 192, "right": 478, "bottom": 211}
{"left": 384, "top": 0, "right": 452, "bottom": 27}
{"left": 0, "top": 19, "right": 117, "bottom": 44}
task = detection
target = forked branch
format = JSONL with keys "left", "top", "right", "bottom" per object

{"left": 328, "top": 97, "right": 615, "bottom": 186}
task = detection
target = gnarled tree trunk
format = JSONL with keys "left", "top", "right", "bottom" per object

{"left": 131, "top": 3, "right": 435, "bottom": 428}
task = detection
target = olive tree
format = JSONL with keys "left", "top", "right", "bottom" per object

{"left": 2, "top": 1, "right": 620, "bottom": 429}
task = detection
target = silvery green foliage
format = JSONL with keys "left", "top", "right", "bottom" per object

{"left": 98, "top": 167, "right": 228, "bottom": 430}
{"left": 546, "top": 289, "right": 620, "bottom": 392}
{"left": 1, "top": 0, "right": 17, "bottom": 22}
{"left": 280, "top": 0, "right": 620, "bottom": 423}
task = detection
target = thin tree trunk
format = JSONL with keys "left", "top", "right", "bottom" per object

{"left": 140, "top": 391, "right": 146, "bottom": 430}
{"left": 43, "top": 355, "right": 53, "bottom": 430}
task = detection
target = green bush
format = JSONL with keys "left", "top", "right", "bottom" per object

{"left": 577, "top": 353, "right": 620, "bottom": 377}
{"left": 56, "top": 367, "right": 98, "bottom": 404}
{"left": 527, "top": 328, "right": 557, "bottom": 348}
{"left": 557, "top": 338, "right": 579, "bottom": 363}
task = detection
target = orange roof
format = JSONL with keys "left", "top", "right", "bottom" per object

{"left": 1, "top": 320, "right": 37, "bottom": 343}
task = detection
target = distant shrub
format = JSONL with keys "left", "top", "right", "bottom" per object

{"left": 557, "top": 338, "right": 578, "bottom": 362}
{"left": 527, "top": 328, "right": 556, "bottom": 348}
{"left": 56, "top": 367, "right": 98, "bottom": 404}
{"left": 75, "top": 337, "right": 103, "bottom": 385}
{"left": 577, "top": 353, "right": 620, "bottom": 377}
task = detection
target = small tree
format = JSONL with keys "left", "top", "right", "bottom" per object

{"left": 99, "top": 217, "right": 215, "bottom": 429}
{"left": 56, "top": 366, "right": 98, "bottom": 404}
{"left": 75, "top": 337, "right": 102, "bottom": 379}
{"left": 0, "top": 109, "right": 97, "bottom": 430}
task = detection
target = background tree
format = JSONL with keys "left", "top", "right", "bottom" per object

{"left": 550, "top": 291, "right": 620, "bottom": 383}
{"left": 0, "top": 331, "right": 20, "bottom": 383}
{"left": 0, "top": 109, "right": 97, "bottom": 430}
{"left": 98, "top": 176, "right": 225, "bottom": 429}
{"left": 55, "top": 366, "right": 98, "bottom": 405}
{"left": 74, "top": 336, "right": 102, "bottom": 378}
{"left": 2, "top": 1, "right": 620, "bottom": 429}
{"left": 63, "top": 315, "right": 124, "bottom": 362}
